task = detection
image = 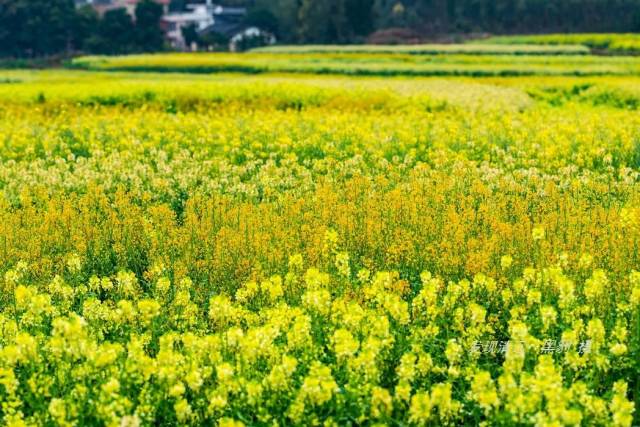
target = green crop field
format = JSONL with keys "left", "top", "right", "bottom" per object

{"left": 251, "top": 43, "right": 590, "bottom": 55}
{"left": 72, "top": 52, "right": 640, "bottom": 77}
{"left": 478, "top": 33, "right": 640, "bottom": 54}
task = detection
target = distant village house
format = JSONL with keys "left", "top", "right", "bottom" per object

{"left": 76, "top": 0, "right": 275, "bottom": 51}
{"left": 162, "top": 1, "right": 275, "bottom": 51}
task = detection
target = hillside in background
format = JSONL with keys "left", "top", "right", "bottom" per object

{"left": 4, "top": 0, "right": 640, "bottom": 58}
{"left": 245, "top": 0, "right": 640, "bottom": 44}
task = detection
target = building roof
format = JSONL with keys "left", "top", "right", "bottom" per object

{"left": 197, "top": 5, "right": 248, "bottom": 38}
{"left": 199, "top": 17, "right": 246, "bottom": 38}
{"left": 212, "top": 6, "right": 246, "bottom": 17}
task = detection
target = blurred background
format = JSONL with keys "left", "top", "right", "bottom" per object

{"left": 3, "top": 0, "right": 640, "bottom": 58}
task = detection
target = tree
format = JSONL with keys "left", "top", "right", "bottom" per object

{"left": 5, "top": 0, "right": 640, "bottom": 58}
{"left": 0, "top": 0, "right": 75, "bottom": 57}
{"left": 373, "top": 0, "right": 414, "bottom": 29}
{"left": 345, "top": 0, "right": 374, "bottom": 37}
{"left": 95, "top": 8, "right": 136, "bottom": 54}
{"left": 0, "top": 0, "right": 17, "bottom": 56}
{"left": 253, "top": 0, "right": 299, "bottom": 43}
{"left": 135, "top": 0, "right": 165, "bottom": 52}
{"left": 72, "top": 5, "right": 100, "bottom": 52}
{"left": 169, "top": 0, "right": 186, "bottom": 12}
{"left": 181, "top": 23, "right": 200, "bottom": 50}
{"left": 245, "top": 8, "right": 279, "bottom": 35}
{"left": 297, "top": 0, "right": 329, "bottom": 42}
{"left": 298, "top": 0, "right": 348, "bottom": 43}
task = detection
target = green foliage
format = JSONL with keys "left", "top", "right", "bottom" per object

{"left": 4, "top": 0, "right": 640, "bottom": 57}
{"left": 0, "top": 0, "right": 75, "bottom": 57}
{"left": 84, "top": 3, "right": 165, "bottom": 55}
{"left": 134, "top": 0, "right": 165, "bottom": 52}
{"left": 0, "top": 0, "right": 163, "bottom": 58}
{"left": 244, "top": 8, "right": 279, "bottom": 35}
{"left": 250, "top": 0, "right": 640, "bottom": 44}
{"left": 256, "top": 0, "right": 373, "bottom": 43}
{"left": 181, "top": 23, "right": 199, "bottom": 49}
{"left": 93, "top": 9, "right": 136, "bottom": 54}
{"left": 72, "top": 5, "right": 100, "bottom": 52}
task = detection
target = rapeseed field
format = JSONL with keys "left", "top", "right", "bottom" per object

{"left": 0, "top": 69, "right": 637, "bottom": 426}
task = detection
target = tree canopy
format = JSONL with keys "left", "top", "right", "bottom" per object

{"left": 257, "top": 0, "right": 640, "bottom": 43}
{"left": 0, "top": 0, "right": 164, "bottom": 57}
{"left": 2, "top": 0, "right": 640, "bottom": 57}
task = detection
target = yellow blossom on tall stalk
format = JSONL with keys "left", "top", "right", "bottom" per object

{"left": 0, "top": 69, "right": 636, "bottom": 426}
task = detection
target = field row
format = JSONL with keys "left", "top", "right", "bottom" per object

{"left": 72, "top": 53, "right": 640, "bottom": 77}
{"left": 480, "top": 33, "right": 640, "bottom": 54}
{"left": 5, "top": 71, "right": 640, "bottom": 112}
{"left": 252, "top": 43, "right": 590, "bottom": 55}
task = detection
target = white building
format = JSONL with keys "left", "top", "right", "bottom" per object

{"left": 162, "top": 3, "right": 216, "bottom": 50}
{"left": 162, "top": 1, "right": 276, "bottom": 51}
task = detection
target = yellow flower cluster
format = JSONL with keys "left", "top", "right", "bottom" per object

{"left": 0, "top": 70, "right": 637, "bottom": 425}
{"left": 1, "top": 248, "right": 637, "bottom": 425}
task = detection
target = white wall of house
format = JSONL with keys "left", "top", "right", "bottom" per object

{"left": 229, "top": 27, "right": 276, "bottom": 52}
{"left": 163, "top": 5, "right": 215, "bottom": 49}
